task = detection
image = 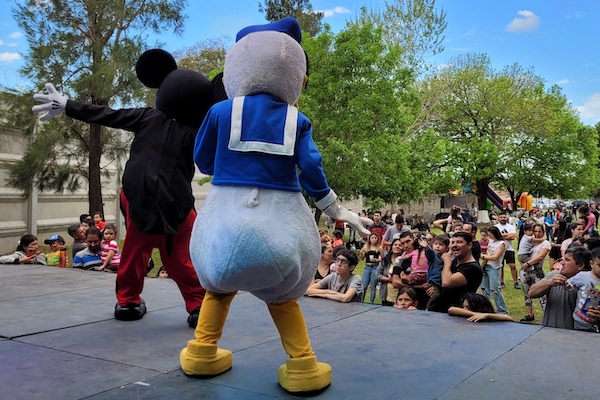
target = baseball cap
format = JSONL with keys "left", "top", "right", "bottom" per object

{"left": 44, "top": 234, "right": 65, "bottom": 245}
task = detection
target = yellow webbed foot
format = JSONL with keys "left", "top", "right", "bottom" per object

{"left": 180, "top": 341, "right": 232, "bottom": 377}
{"left": 277, "top": 355, "right": 332, "bottom": 393}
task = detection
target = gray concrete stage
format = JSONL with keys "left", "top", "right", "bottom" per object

{"left": 0, "top": 265, "right": 595, "bottom": 400}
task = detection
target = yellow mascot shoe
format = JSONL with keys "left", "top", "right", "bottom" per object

{"left": 180, "top": 340, "right": 233, "bottom": 377}
{"left": 277, "top": 355, "right": 332, "bottom": 393}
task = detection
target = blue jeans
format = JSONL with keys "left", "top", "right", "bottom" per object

{"left": 362, "top": 264, "right": 378, "bottom": 303}
{"left": 482, "top": 266, "right": 508, "bottom": 314}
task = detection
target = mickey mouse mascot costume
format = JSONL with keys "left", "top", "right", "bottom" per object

{"left": 179, "top": 18, "right": 371, "bottom": 393}
{"left": 32, "top": 49, "right": 223, "bottom": 327}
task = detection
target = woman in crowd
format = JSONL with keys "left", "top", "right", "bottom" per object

{"left": 480, "top": 226, "right": 508, "bottom": 314}
{"left": 549, "top": 218, "right": 566, "bottom": 267}
{"left": 0, "top": 234, "right": 47, "bottom": 265}
{"left": 360, "top": 233, "right": 383, "bottom": 303}
{"left": 561, "top": 222, "right": 585, "bottom": 257}
{"left": 313, "top": 243, "right": 334, "bottom": 284}
{"left": 518, "top": 223, "right": 551, "bottom": 322}
{"left": 376, "top": 238, "right": 403, "bottom": 306}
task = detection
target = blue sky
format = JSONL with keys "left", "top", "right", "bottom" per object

{"left": 1, "top": 0, "right": 599, "bottom": 125}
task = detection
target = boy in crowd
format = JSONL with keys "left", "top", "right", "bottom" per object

{"left": 419, "top": 234, "right": 451, "bottom": 310}
{"left": 44, "top": 234, "right": 65, "bottom": 266}
{"left": 305, "top": 248, "right": 363, "bottom": 302}
{"left": 566, "top": 247, "right": 600, "bottom": 332}
{"left": 73, "top": 227, "right": 103, "bottom": 271}
{"left": 93, "top": 211, "right": 106, "bottom": 230}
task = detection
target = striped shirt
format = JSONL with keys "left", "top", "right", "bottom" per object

{"left": 73, "top": 248, "right": 102, "bottom": 270}
{"left": 101, "top": 240, "right": 121, "bottom": 266}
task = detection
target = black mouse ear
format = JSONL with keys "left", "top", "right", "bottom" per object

{"left": 136, "top": 49, "right": 177, "bottom": 88}
{"left": 211, "top": 72, "right": 228, "bottom": 102}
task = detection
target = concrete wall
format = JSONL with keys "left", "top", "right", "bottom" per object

{"left": 0, "top": 125, "right": 215, "bottom": 255}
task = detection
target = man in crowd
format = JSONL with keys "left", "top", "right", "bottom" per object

{"left": 429, "top": 232, "right": 483, "bottom": 312}
{"left": 463, "top": 222, "right": 481, "bottom": 261}
{"left": 368, "top": 211, "right": 388, "bottom": 244}
{"left": 382, "top": 215, "right": 411, "bottom": 248}
{"left": 495, "top": 210, "right": 520, "bottom": 289}
{"left": 528, "top": 247, "right": 589, "bottom": 329}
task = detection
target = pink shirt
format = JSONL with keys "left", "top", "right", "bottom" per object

{"left": 101, "top": 239, "right": 121, "bottom": 266}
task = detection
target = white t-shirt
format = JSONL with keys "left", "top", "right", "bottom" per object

{"left": 495, "top": 222, "right": 516, "bottom": 252}
{"left": 486, "top": 239, "right": 506, "bottom": 269}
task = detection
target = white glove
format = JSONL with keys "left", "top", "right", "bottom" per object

{"left": 32, "top": 83, "right": 68, "bottom": 121}
{"left": 316, "top": 190, "right": 373, "bottom": 238}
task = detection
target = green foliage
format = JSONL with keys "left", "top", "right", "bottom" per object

{"left": 421, "top": 53, "right": 599, "bottom": 207}
{"left": 258, "top": 0, "right": 324, "bottom": 37}
{"left": 7, "top": 0, "right": 187, "bottom": 212}
{"left": 301, "top": 19, "right": 422, "bottom": 205}
{"left": 173, "top": 35, "right": 230, "bottom": 78}
{"left": 358, "top": 0, "right": 447, "bottom": 74}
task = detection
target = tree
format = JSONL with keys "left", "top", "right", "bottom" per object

{"left": 422, "top": 53, "right": 599, "bottom": 222}
{"left": 8, "top": 0, "right": 187, "bottom": 215}
{"left": 359, "top": 0, "right": 447, "bottom": 74}
{"left": 258, "top": 0, "right": 324, "bottom": 37}
{"left": 173, "top": 35, "right": 230, "bottom": 78}
{"left": 301, "top": 15, "right": 422, "bottom": 220}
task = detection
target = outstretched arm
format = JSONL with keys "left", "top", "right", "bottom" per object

{"left": 448, "top": 307, "right": 514, "bottom": 322}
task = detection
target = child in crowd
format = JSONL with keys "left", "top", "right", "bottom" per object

{"left": 517, "top": 223, "right": 545, "bottom": 272}
{"left": 44, "top": 234, "right": 65, "bottom": 266}
{"left": 479, "top": 228, "right": 489, "bottom": 255}
{"left": 72, "top": 228, "right": 103, "bottom": 270}
{"left": 97, "top": 224, "right": 121, "bottom": 272}
{"left": 419, "top": 234, "right": 450, "bottom": 311}
{"left": 393, "top": 287, "right": 419, "bottom": 310}
{"left": 80, "top": 218, "right": 93, "bottom": 232}
{"left": 332, "top": 230, "right": 344, "bottom": 247}
{"left": 396, "top": 232, "right": 428, "bottom": 286}
{"left": 93, "top": 211, "right": 106, "bottom": 231}
{"left": 448, "top": 293, "right": 514, "bottom": 322}
{"left": 566, "top": 247, "right": 599, "bottom": 332}
{"left": 158, "top": 266, "right": 169, "bottom": 278}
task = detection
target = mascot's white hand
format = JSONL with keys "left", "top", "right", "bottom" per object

{"left": 32, "top": 83, "right": 68, "bottom": 121}
{"left": 316, "top": 190, "right": 373, "bottom": 238}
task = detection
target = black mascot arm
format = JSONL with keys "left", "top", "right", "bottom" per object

{"left": 65, "top": 100, "right": 150, "bottom": 132}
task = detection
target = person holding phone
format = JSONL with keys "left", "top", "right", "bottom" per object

{"left": 0, "top": 234, "right": 47, "bottom": 265}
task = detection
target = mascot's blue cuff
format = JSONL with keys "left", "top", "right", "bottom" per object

{"left": 236, "top": 16, "right": 302, "bottom": 43}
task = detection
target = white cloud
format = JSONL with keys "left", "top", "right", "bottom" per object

{"left": 0, "top": 52, "right": 21, "bottom": 62}
{"left": 8, "top": 32, "right": 23, "bottom": 39}
{"left": 505, "top": 10, "right": 540, "bottom": 33}
{"left": 319, "top": 6, "right": 351, "bottom": 18}
{"left": 555, "top": 79, "right": 570, "bottom": 85}
{"left": 576, "top": 93, "right": 600, "bottom": 120}
{"left": 566, "top": 12, "right": 583, "bottom": 19}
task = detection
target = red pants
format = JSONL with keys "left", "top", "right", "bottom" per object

{"left": 117, "top": 190, "right": 205, "bottom": 313}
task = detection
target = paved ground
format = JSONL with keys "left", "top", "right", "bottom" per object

{"left": 1, "top": 265, "right": 596, "bottom": 400}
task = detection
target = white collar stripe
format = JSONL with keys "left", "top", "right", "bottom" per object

{"left": 228, "top": 96, "right": 297, "bottom": 156}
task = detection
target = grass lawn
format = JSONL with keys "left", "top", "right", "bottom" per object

{"left": 350, "top": 227, "right": 548, "bottom": 325}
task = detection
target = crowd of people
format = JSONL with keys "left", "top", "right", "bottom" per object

{"left": 4, "top": 203, "right": 600, "bottom": 330}
{"left": 0, "top": 212, "right": 174, "bottom": 280}
{"left": 314, "top": 205, "right": 600, "bottom": 330}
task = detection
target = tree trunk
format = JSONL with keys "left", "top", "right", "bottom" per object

{"left": 88, "top": 123, "right": 104, "bottom": 216}
{"left": 476, "top": 178, "right": 490, "bottom": 224}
